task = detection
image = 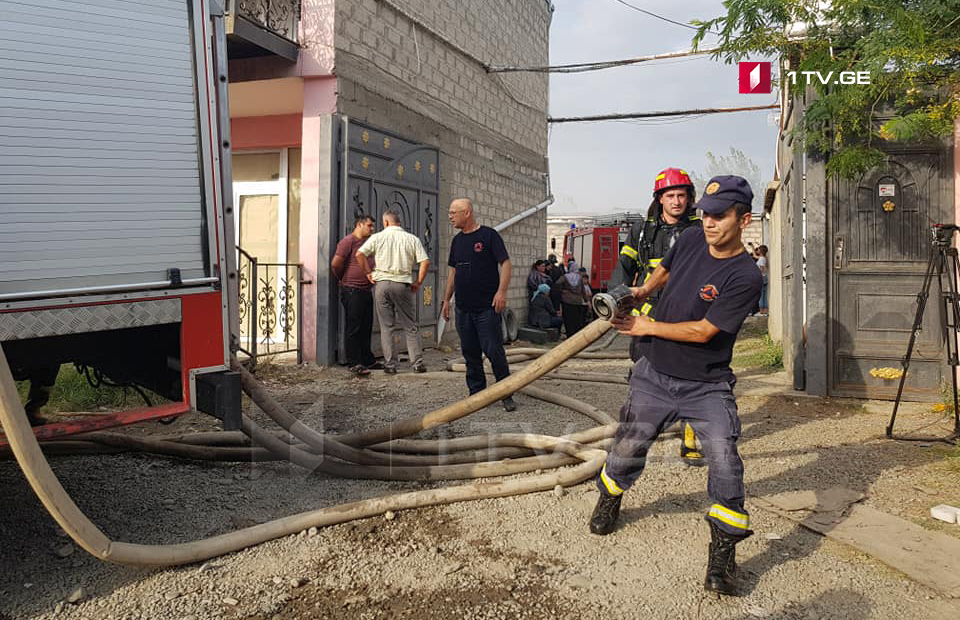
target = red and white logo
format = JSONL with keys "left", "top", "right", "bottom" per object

{"left": 474, "top": 242, "right": 484, "bottom": 252}
{"left": 739, "top": 62, "right": 771, "bottom": 94}
{"left": 699, "top": 284, "right": 720, "bottom": 302}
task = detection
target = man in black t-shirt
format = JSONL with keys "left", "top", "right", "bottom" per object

{"left": 441, "top": 198, "right": 517, "bottom": 412}
{"left": 589, "top": 176, "right": 762, "bottom": 597}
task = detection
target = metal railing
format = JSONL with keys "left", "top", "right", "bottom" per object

{"left": 237, "top": 247, "right": 304, "bottom": 364}
{"left": 227, "top": 0, "right": 300, "bottom": 42}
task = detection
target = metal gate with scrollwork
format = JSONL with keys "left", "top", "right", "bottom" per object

{"left": 237, "top": 247, "right": 304, "bottom": 364}
{"left": 338, "top": 119, "right": 440, "bottom": 363}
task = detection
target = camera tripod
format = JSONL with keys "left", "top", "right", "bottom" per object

{"left": 887, "top": 224, "right": 960, "bottom": 444}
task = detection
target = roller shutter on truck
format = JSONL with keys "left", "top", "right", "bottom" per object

{"left": 0, "top": 0, "right": 214, "bottom": 299}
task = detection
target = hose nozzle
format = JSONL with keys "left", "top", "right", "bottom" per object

{"left": 591, "top": 285, "right": 636, "bottom": 320}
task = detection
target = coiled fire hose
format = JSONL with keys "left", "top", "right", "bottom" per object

{"left": 0, "top": 320, "right": 613, "bottom": 566}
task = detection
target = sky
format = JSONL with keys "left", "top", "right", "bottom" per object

{"left": 547, "top": 0, "right": 779, "bottom": 214}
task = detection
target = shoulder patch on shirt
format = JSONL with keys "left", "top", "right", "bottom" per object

{"left": 699, "top": 284, "right": 719, "bottom": 302}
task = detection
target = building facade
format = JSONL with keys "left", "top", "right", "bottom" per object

{"left": 226, "top": 0, "right": 553, "bottom": 364}
{"left": 771, "top": 82, "right": 959, "bottom": 400}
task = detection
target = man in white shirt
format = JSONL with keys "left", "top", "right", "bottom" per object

{"left": 357, "top": 210, "right": 431, "bottom": 373}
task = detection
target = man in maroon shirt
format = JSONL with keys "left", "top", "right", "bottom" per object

{"left": 332, "top": 215, "right": 380, "bottom": 376}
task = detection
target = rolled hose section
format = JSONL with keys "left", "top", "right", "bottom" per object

{"left": 0, "top": 320, "right": 613, "bottom": 566}
{"left": 0, "top": 352, "right": 605, "bottom": 566}
{"left": 3, "top": 382, "right": 616, "bottom": 466}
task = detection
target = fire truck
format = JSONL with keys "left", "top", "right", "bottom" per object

{"left": 561, "top": 213, "right": 647, "bottom": 291}
{"left": 0, "top": 0, "right": 240, "bottom": 444}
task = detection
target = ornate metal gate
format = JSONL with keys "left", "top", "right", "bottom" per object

{"left": 237, "top": 247, "right": 304, "bottom": 364}
{"left": 338, "top": 119, "right": 440, "bottom": 363}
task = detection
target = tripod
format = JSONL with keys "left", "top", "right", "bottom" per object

{"left": 887, "top": 225, "right": 960, "bottom": 444}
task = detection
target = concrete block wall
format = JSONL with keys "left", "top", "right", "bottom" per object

{"left": 446, "top": 140, "right": 549, "bottom": 315}
{"left": 334, "top": 0, "right": 550, "bottom": 154}
{"left": 333, "top": 0, "right": 552, "bottom": 328}
{"left": 337, "top": 79, "right": 548, "bottom": 327}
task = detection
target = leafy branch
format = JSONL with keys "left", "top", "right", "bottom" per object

{"left": 692, "top": 0, "right": 960, "bottom": 178}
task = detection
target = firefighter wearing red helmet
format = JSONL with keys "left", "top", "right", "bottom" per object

{"left": 611, "top": 167, "right": 704, "bottom": 466}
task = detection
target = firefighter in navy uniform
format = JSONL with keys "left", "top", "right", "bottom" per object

{"left": 612, "top": 168, "right": 705, "bottom": 466}
{"left": 590, "top": 175, "right": 763, "bottom": 596}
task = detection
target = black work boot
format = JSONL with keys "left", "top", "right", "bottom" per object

{"left": 501, "top": 396, "right": 517, "bottom": 412}
{"left": 589, "top": 489, "right": 622, "bottom": 535}
{"left": 704, "top": 520, "right": 748, "bottom": 596}
{"left": 24, "top": 384, "right": 51, "bottom": 427}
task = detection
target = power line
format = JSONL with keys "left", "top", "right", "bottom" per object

{"left": 488, "top": 47, "right": 719, "bottom": 74}
{"left": 549, "top": 104, "right": 779, "bottom": 124}
{"left": 608, "top": 0, "right": 721, "bottom": 35}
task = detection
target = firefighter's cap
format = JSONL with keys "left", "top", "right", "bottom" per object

{"left": 695, "top": 175, "right": 754, "bottom": 215}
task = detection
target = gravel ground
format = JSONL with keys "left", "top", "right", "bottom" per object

{"left": 2, "top": 318, "right": 960, "bottom": 620}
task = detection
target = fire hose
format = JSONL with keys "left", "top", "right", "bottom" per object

{"left": 0, "top": 319, "right": 614, "bottom": 566}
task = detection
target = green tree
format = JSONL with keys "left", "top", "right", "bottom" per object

{"left": 689, "top": 148, "right": 764, "bottom": 208}
{"left": 692, "top": 0, "right": 960, "bottom": 177}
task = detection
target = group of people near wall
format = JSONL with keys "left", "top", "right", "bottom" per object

{"left": 526, "top": 256, "right": 593, "bottom": 338}
{"left": 331, "top": 198, "right": 518, "bottom": 411}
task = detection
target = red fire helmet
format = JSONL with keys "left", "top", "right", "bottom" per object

{"left": 653, "top": 167, "right": 694, "bottom": 195}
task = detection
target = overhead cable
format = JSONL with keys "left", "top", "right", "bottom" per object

{"left": 488, "top": 47, "right": 719, "bottom": 74}
{"left": 549, "top": 104, "right": 779, "bottom": 124}
{"left": 608, "top": 0, "right": 722, "bottom": 35}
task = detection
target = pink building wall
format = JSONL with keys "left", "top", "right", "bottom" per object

{"left": 298, "top": 77, "right": 339, "bottom": 364}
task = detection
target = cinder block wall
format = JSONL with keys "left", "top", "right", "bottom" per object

{"left": 333, "top": 0, "right": 552, "bottom": 326}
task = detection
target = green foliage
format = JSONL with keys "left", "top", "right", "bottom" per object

{"left": 689, "top": 148, "right": 764, "bottom": 201}
{"left": 692, "top": 0, "right": 960, "bottom": 178}
{"left": 732, "top": 322, "right": 784, "bottom": 371}
{"left": 15, "top": 365, "right": 165, "bottom": 414}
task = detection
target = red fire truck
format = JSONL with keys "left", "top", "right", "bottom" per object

{"left": 0, "top": 0, "right": 240, "bottom": 444}
{"left": 561, "top": 213, "right": 647, "bottom": 291}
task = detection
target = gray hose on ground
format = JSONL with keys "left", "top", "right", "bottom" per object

{"left": 0, "top": 319, "right": 614, "bottom": 566}
{"left": 445, "top": 363, "right": 629, "bottom": 386}
{"left": 233, "top": 361, "right": 579, "bottom": 469}
{"left": 505, "top": 347, "right": 629, "bottom": 360}
{"left": 231, "top": 359, "right": 440, "bottom": 467}
{"left": 0, "top": 348, "right": 607, "bottom": 566}
{"left": 331, "top": 319, "right": 612, "bottom": 447}
{"left": 46, "top": 432, "right": 281, "bottom": 462}
{"left": 368, "top": 424, "right": 616, "bottom": 456}
{"left": 240, "top": 413, "right": 607, "bottom": 481}
{"left": 536, "top": 371, "right": 628, "bottom": 385}
{"left": 5, "top": 383, "right": 616, "bottom": 465}
{"left": 584, "top": 329, "right": 621, "bottom": 352}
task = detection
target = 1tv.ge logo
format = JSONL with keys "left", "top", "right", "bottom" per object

{"left": 739, "top": 62, "right": 771, "bottom": 93}
{"left": 740, "top": 61, "right": 872, "bottom": 93}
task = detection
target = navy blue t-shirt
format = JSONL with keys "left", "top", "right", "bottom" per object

{"left": 648, "top": 228, "right": 762, "bottom": 383}
{"left": 448, "top": 226, "right": 510, "bottom": 311}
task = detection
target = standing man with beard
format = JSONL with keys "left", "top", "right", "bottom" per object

{"left": 614, "top": 168, "right": 706, "bottom": 466}
{"left": 589, "top": 176, "right": 762, "bottom": 597}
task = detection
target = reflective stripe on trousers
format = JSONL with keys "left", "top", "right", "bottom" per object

{"left": 599, "top": 356, "right": 750, "bottom": 536}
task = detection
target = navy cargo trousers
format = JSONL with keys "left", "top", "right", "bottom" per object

{"left": 599, "top": 356, "right": 752, "bottom": 536}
